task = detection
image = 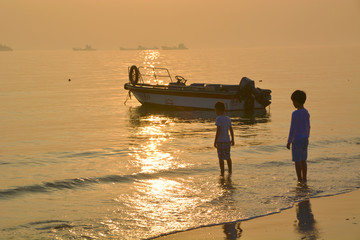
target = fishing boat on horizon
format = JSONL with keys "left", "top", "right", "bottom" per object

{"left": 120, "top": 45, "right": 159, "bottom": 51}
{"left": 124, "top": 66, "right": 271, "bottom": 111}
{"left": 161, "top": 43, "right": 188, "bottom": 50}
{"left": 0, "top": 44, "right": 13, "bottom": 51}
{"left": 73, "top": 45, "right": 96, "bottom": 51}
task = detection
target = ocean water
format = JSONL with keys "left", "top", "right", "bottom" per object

{"left": 0, "top": 46, "right": 359, "bottom": 239}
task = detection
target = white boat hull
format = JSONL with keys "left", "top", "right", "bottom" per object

{"left": 129, "top": 88, "right": 265, "bottom": 110}
{"left": 124, "top": 65, "right": 271, "bottom": 111}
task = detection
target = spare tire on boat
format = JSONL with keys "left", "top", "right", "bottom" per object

{"left": 129, "top": 65, "right": 139, "bottom": 85}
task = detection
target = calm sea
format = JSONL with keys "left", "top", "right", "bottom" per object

{"left": 1, "top": 46, "right": 359, "bottom": 239}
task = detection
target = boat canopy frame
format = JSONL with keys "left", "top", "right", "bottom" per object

{"left": 128, "top": 66, "right": 174, "bottom": 85}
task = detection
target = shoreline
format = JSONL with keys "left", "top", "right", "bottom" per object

{"left": 153, "top": 189, "right": 360, "bottom": 240}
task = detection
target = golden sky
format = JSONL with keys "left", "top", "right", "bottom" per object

{"left": 1, "top": 0, "right": 359, "bottom": 49}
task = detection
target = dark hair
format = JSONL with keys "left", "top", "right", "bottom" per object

{"left": 215, "top": 101, "right": 226, "bottom": 112}
{"left": 291, "top": 90, "right": 306, "bottom": 104}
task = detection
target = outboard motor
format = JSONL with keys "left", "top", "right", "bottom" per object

{"left": 239, "top": 77, "right": 255, "bottom": 111}
{"left": 239, "top": 77, "right": 255, "bottom": 90}
{"left": 254, "top": 88, "right": 272, "bottom": 107}
{"left": 239, "top": 77, "right": 272, "bottom": 110}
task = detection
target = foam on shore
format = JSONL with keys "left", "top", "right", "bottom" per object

{"left": 154, "top": 189, "right": 360, "bottom": 240}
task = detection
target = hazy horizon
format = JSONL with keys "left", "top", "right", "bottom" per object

{"left": 1, "top": 0, "right": 360, "bottom": 50}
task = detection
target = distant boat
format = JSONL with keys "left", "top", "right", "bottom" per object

{"left": 161, "top": 43, "right": 188, "bottom": 50}
{"left": 120, "top": 45, "right": 159, "bottom": 51}
{"left": 0, "top": 44, "right": 13, "bottom": 51}
{"left": 73, "top": 45, "right": 96, "bottom": 51}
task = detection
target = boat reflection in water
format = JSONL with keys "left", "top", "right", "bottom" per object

{"left": 127, "top": 105, "right": 270, "bottom": 125}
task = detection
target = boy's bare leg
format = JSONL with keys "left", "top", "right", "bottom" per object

{"left": 295, "top": 162, "right": 302, "bottom": 182}
{"left": 219, "top": 159, "right": 225, "bottom": 176}
{"left": 226, "top": 158, "right": 232, "bottom": 174}
{"left": 301, "top": 161, "right": 307, "bottom": 182}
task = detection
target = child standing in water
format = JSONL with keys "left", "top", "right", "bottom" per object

{"left": 287, "top": 90, "right": 310, "bottom": 183}
{"left": 214, "top": 102, "right": 234, "bottom": 176}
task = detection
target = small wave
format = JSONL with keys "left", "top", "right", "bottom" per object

{"left": 0, "top": 166, "right": 198, "bottom": 200}
{"left": 311, "top": 136, "right": 360, "bottom": 148}
{"left": 2, "top": 220, "right": 75, "bottom": 233}
{"left": 58, "top": 148, "right": 129, "bottom": 159}
{"left": 3, "top": 220, "right": 73, "bottom": 232}
{"left": 0, "top": 175, "right": 137, "bottom": 199}
{"left": 27, "top": 220, "right": 73, "bottom": 230}
{"left": 0, "top": 178, "right": 96, "bottom": 199}
{"left": 258, "top": 160, "right": 289, "bottom": 167}
{"left": 28, "top": 220, "right": 71, "bottom": 226}
{"left": 311, "top": 153, "right": 360, "bottom": 164}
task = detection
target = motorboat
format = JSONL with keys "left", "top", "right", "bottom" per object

{"left": 124, "top": 65, "right": 271, "bottom": 111}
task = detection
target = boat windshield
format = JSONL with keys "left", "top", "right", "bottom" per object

{"left": 137, "top": 66, "right": 173, "bottom": 85}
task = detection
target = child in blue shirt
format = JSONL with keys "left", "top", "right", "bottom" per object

{"left": 214, "top": 102, "right": 234, "bottom": 176}
{"left": 287, "top": 90, "right": 310, "bottom": 183}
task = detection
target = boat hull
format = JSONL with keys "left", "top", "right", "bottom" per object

{"left": 125, "top": 84, "right": 266, "bottom": 110}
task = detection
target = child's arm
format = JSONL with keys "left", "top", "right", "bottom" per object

{"left": 214, "top": 126, "right": 220, "bottom": 148}
{"left": 287, "top": 112, "right": 295, "bottom": 149}
{"left": 230, "top": 126, "right": 235, "bottom": 146}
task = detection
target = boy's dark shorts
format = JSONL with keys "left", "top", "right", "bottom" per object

{"left": 292, "top": 138, "right": 308, "bottom": 162}
{"left": 216, "top": 142, "right": 231, "bottom": 160}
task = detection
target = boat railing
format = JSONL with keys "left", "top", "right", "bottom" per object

{"left": 136, "top": 66, "right": 173, "bottom": 85}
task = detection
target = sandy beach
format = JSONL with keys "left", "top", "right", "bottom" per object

{"left": 155, "top": 189, "right": 360, "bottom": 240}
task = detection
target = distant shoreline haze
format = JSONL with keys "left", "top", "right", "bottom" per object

{"left": 1, "top": 1, "right": 359, "bottom": 50}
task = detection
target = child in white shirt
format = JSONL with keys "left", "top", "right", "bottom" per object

{"left": 214, "top": 102, "right": 235, "bottom": 176}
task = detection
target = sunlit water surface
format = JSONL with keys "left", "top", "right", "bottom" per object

{"left": 0, "top": 46, "right": 359, "bottom": 239}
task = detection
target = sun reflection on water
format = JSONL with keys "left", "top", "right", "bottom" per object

{"left": 129, "top": 115, "right": 185, "bottom": 173}
{"left": 142, "top": 50, "right": 161, "bottom": 68}
{"left": 128, "top": 178, "right": 202, "bottom": 235}
{"left": 139, "top": 50, "right": 168, "bottom": 85}
{"left": 116, "top": 175, "right": 239, "bottom": 238}
{"left": 122, "top": 111, "right": 246, "bottom": 238}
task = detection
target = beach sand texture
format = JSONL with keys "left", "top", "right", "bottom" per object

{"left": 156, "top": 189, "right": 360, "bottom": 240}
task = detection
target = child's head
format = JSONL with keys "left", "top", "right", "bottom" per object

{"left": 291, "top": 90, "right": 306, "bottom": 108}
{"left": 215, "top": 101, "right": 226, "bottom": 115}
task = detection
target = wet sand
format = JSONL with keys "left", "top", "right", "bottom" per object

{"left": 155, "top": 189, "right": 360, "bottom": 240}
